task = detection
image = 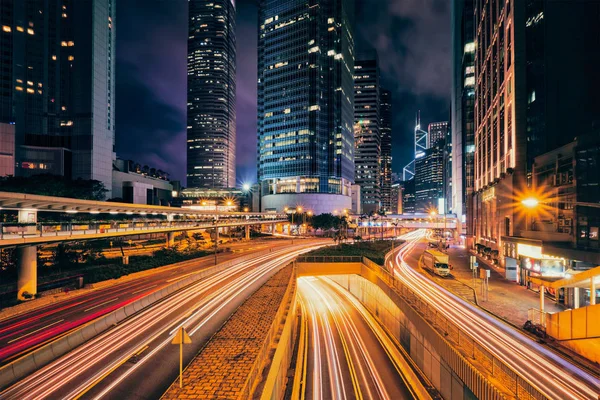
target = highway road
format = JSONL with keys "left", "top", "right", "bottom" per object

{"left": 298, "top": 276, "right": 416, "bottom": 400}
{"left": 0, "top": 241, "right": 323, "bottom": 399}
{"left": 394, "top": 230, "right": 600, "bottom": 400}
{"left": 0, "top": 238, "right": 296, "bottom": 366}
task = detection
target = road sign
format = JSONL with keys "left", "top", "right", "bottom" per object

{"left": 473, "top": 262, "right": 478, "bottom": 268}
{"left": 172, "top": 326, "right": 192, "bottom": 388}
{"left": 172, "top": 327, "right": 192, "bottom": 345}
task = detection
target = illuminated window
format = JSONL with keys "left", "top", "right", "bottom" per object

{"left": 2, "top": 25, "right": 11, "bottom": 32}
{"left": 68, "top": 41, "right": 74, "bottom": 46}
{"left": 15, "top": 86, "right": 23, "bottom": 91}
{"left": 68, "top": 55, "right": 74, "bottom": 61}
{"left": 464, "top": 42, "right": 475, "bottom": 53}
{"left": 27, "top": 81, "right": 33, "bottom": 86}
{"left": 26, "top": 88, "right": 34, "bottom": 94}
{"left": 62, "top": 13, "right": 67, "bottom": 18}
{"left": 27, "top": 28, "right": 34, "bottom": 35}
{"left": 308, "top": 46, "right": 319, "bottom": 53}
{"left": 309, "top": 105, "right": 320, "bottom": 111}
{"left": 52, "top": 55, "right": 57, "bottom": 60}
{"left": 16, "top": 26, "right": 24, "bottom": 32}
{"left": 283, "top": 108, "right": 291, "bottom": 114}
{"left": 61, "top": 41, "right": 67, "bottom": 47}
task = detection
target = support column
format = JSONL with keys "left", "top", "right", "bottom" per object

{"left": 591, "top": 280, "right": 596, "bottom": 306}
{"left": 539, "top": 285, "right": 545, "bottom": 326}
{"left": 245, "top": 225, "right": 250, "bottom": 240}
{"left": 17, "top": 245, "right": 37, "bottom": 300}
{"left": 167, "top": 232, "right": 175, "bottom": 248}
{"left": 574, "top": 287, "right": 580, "bottom": 309}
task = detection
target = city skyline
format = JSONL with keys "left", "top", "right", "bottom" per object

{"left": 114, "top": 0, "right": 451, "bottom": 185}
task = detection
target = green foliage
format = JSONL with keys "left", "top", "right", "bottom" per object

{"left": 305, "top": 240, "right": 403, "bottom": 266}
{"left": 0, "top": 174, "right": 108, "bottom": 200}
{"left": 309, "top": 213, "right": 343, "bottom": 230}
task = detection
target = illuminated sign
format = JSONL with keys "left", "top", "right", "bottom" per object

{"left": 482, "top": 187, "right": 495, "bottom": 202}
{"left": 517, "top": 243, "right": 542, "bottom": 258}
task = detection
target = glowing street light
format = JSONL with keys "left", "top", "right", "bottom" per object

{"left": 521, "top": 198, "right": 539, "bottom": 208}
{"left": 242, "top": 183, "right": 251, "bottom": 192}
{"left": 243, "top": 207, "right": 249, "bottom": 212}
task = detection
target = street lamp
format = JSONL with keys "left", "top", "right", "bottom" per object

{"left": 242, "top": 183, "right": 251, "bottom": 192}
{"left": 521, "top": 198, "right": 539, "bottom": 208}
{"left": 243, "top": 207, "right": 249, "bottom": 212}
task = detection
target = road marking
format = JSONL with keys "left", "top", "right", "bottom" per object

{"left": 135, "top": 345, "right": 149, "bottom": 356}
{"left": 84, "top": 297, "right": 119, "bottom": 312}
{"left": 7, "top": 319, "right": 64, "bottom": 344}
{"left": 132, "top": 285, "right": 157, "bottom": 295}
{"left": 72, "top": 353, "right": 131, "bottom": 400}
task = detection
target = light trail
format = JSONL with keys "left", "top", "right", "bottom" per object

{"left": 393, "top": 230, "right": 600, "bottom": 400}
{"left": 0, "top": 244, "right": 321, "bottom": 400}
{"left": 299, "top": 277, "right": 414, "bottom": 400}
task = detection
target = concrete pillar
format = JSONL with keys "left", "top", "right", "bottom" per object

{"left": 591, "top": 280, "right": 596, "bottom": 306}
{"left": 540, "top": 285, "right": 545, "bottom": 326}
{"left": 167, "top": 232, "right": 175, "bottom": 248}
{"left": 17, "top": 245, "right": 37, "bottom": 300}
{"left": 574, "top": 287, "right": 580, "bottom": 309}
{"left": 245, "top": 225, "right": 250, "bottom": 240}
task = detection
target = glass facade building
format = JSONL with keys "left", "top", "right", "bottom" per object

{"left": 415, "top": 145, "right": 444, "bottom": 214}
{"left": 354, "top": 59, "right": 380, "bottom": 213}
{"left": 257, "top": 0, "right": 355, "bottom": 214}
{"left": 451, "top": 0, "right": 475, "bottom": 237}
{"left": 380, "top": 89, "right": 392, "bottom": 213}
{"left": 0, "top": 0, "right": 116, "bottom": 196}
{"left": 187, "top": 0, "right": 237, "bottom": 189}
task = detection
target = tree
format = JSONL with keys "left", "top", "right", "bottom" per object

{"left": 0, "top": 175, "right": 108, "bottom": 200}
{"left": 310, "top": 213, "right": 342, "bottom": 230}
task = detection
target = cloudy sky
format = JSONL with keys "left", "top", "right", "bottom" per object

{"left": 116, "top": 0, "right": 451, "bottom": 184}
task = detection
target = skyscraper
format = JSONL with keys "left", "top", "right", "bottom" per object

{"left": 380, "top": 89, "right": 393, "bottom": 212}
{"left": 354, "top": 59, "right": 381, "bottom": 213}
{"left": 471, "top": 0, "right": 600, "bottom": 265}
{"left": 428, "top": 121, "right": 448, "bottom": 148}
{"left": 187, "top": 0, "right": 236, "bottom": 189}
{"left": 403, "top": 112, "right": 427, "bottom": 181}
{"left": 257, "top": 0, "right": 355, "bottom": 214}
{"left": 415, "top": 144, "right": 444, "bottom": 214}
{"left": 451, "top": 0, "right": 475, "bottom": 239}
{"left": 0, "top": 0, "right": 116, "bottom": 195}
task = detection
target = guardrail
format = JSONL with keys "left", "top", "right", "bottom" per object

{"left": 0, "top": 248, "right": 273, "bottom": 391}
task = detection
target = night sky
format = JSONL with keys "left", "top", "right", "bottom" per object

{"left": 116, "top": 0, "right": 450, "bottom": 185}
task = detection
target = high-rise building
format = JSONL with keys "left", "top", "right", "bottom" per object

{"left": 400, "top": 179, "right": 415, "bottom": 215}
{"left": 354, "top": 59, "right": 381, "bottom": 213}
{"left": 415, "top": 144, "right": 444, "bottom": 213}
{"left": 0, "top": 0, "right": 116, "bottom": 195}
{"left": 187, "top": 0, "right": 236, "bottom": 189}
{"left": 403, "top": 112, "right": 427, "bottom": 181}
{"left": 257, "top": 0, "right": 355, "bottom": 214}
{"left": 380, "top": 89, "right": 393, "bottom": 212}
{"left": 443, "top": 127, "right": 452, "bottom": 214}
{"left": 451, "top": 0, "right": 475, "bottom": 239}
{"left": 472, "top": 0, "right": 600, "bottom": 267}
{"left": 428, "top": 121, "right": 448, "bottom": 148}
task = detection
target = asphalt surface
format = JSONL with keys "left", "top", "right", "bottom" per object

{"left": 299, "top": 276, "right": 414, "bottom": 400}
{"left": 394, "top": 230, "right": 600, "bottom": 400}
{"left": 0, "top": 241, "right": 325, "bottom": 399}
{"left": 0, "top": 239, "right": 293, "bottom": 365}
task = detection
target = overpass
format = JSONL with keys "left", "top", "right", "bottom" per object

{"left": 0, "top": 192, "right": 287, "bottom": 299}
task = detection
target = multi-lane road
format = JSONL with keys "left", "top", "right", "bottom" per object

{"left": 298, "top": 276, "right": 418, "bottom": 400}
{"left": 395, "top": 230, "right": 600, "bottom": 400}
{"left": 0, "top": 241, "right": 324, "bottom": 399}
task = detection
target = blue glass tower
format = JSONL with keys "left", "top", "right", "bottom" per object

{"left": 257, "top": 0, "right": 355, "bottom": 214}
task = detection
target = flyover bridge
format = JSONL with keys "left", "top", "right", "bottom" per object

{"left": 0, "top": 192, "right": 287, "bottom": 299}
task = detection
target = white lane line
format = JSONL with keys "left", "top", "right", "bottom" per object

{"left": 8, "top": 319, "right": 65, "bottom": 344}
{"left": 132, "top": 285, "right": 157, "bottom": 295}
{"left": 84, "top": 298, "right": 119, "bottom": 313}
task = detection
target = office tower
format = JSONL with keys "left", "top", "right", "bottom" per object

{"left": 403, "top": 112, "right": 427, "bottom": 181}
{"left": 451, "top": 0, "right": 475, "bottom": 239}
{"left": 187, "top": 0, "right": 236, "bottom": 189}
{"left": 415, "top": 144, "right": 444, "bottom": 214}
{"left": 400, "top": 179, "right": 415, "bottom": 214}
{"left": 428, "top": 121, "right": 448, "bottom": 148}
{"left": 0, "top": 0, "right": 116, "bottom": 195}
{"left": 257, "top": 0, "right": 355, "bottom": 214}
{"left": 354, "top": 59, "right": 381, "bottom": 213}
{"left": 472, "top": 0, "right": 600, "bottom": 266}
{"left": 444, "top": 126, "right": 452, "bottom": 214}
{"left": 380, "top": 89, "right": 392, "bottom": 212}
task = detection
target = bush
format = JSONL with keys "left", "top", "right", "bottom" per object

{"left": 305, "top": 240, "right": 403, "bottom": 266}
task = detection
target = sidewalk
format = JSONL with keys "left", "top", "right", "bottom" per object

{"left": 446, "top": 246, "right": 566, "bottom": 327}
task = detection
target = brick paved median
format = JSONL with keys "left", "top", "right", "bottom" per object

{"left": 161, "top": 265, "right": 294, "bottom": 400}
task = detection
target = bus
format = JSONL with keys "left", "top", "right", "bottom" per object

{"left": 422, "top": 249, "right": 451, "bottom": 277}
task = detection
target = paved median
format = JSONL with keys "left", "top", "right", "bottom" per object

{"left": 161, "top": 264, "right": 295, "bottom": 400}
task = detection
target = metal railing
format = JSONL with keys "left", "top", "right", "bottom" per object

{"left": 296, "top": 255, "right": 363, "bottom": 263}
